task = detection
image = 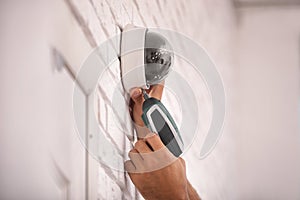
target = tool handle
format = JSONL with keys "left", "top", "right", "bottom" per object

{"left": 142, "top": 98, "right": 183, "bottom": 157}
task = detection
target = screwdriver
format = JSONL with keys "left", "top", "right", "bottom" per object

{"left": 141, "top": 88, "right": 184, "bottom": 157}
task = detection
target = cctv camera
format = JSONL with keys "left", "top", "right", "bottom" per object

{"left": 120, "top": 24, "right": 174, "bottom": 93}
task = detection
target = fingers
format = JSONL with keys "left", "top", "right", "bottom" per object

{"left": 130, "top": 88, "right": 143, "bottom": 104}
{"left": 128, "top": 149, "right": 144, "bottom": 170}
{"left": 129, "top": 82, "right": 164, "bottom": 128}
{"left": 129, "top": 88, "right": 145, "bottom": 127}
{"left": 124, "top": 160, "right": 136, "bottom": 172}
{"left": 135, "top": 140, "right": 152, "bottom": 153}
{"left": 144, "top": 134, "right": 164, "bottom": 151}
{"left": 144, "top": 134, "right": 177, "bottom": 166}
{"left": 125, "top": 134, "right": 179, "bottom": 173}
{"left": 130, "top": 81, "right": 165, "bottom": 103}
{"left": 127, "top": 141, "right": 153, "bottom": 172}
{"left": 126, "top": 138, "right": 155, "bottom": 172}
{"left": 134, "top": 125, "right": 151, "bottom": 139}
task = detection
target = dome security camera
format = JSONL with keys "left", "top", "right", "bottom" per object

{"left": 120, "top": 24, "right": 174, "bottom": 93}
{"left": 120, "top": 25, "right": 184, "bottom": 157}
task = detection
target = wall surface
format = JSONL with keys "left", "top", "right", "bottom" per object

{"left": 71, "top": 0, "right": 238, "bottom": 199}
{"left": 236, "top": 5, "right": 300, "bottom": 199}
{"left": 1, "top": 0, "right": 300, "bottom": 200}
{"left": 0, "top": 1, "right": 87, "bottom": 199}
{"left": 0, "top": 0, "right": 251, "bottom": 199}
{"left": 49, "top": 0, "right": 238, "bottom": 199}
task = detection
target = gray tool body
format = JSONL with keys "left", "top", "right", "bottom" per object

{"left": 141, "top": 90, "right": 184, "bottom": 157}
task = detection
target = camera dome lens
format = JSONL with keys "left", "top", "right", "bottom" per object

{"left": 144, "top": 31, "right": 173, "bottom": 85}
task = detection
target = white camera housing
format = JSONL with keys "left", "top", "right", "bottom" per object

{"left": 120, "top": 24, "right": 173, "bottom": 94}
{"left": 120, "top": 24, "right": 148, "bottom": 93}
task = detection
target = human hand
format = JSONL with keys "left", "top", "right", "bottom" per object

{"left": 129, "top": 82, "right": 164, "bottom": 128}
{"left": 127, "top": 83, "right": 201, "bottom": 200}
{"left": 125, "top": 134, "right": 189, "bottom": 200}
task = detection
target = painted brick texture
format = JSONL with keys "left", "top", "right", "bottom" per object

{"left": 56, "top": 0, "right": 237, "bottom": 199}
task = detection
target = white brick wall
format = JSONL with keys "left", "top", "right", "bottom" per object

{"left": 2, "top": 1, "right": 299, "bottom": 199}
{"left": 52, "top": 0, "right": 237, "bottom": 199}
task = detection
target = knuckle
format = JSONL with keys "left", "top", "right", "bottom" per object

{"left": 128, "top": 149, "right": 136, "bottom": 157}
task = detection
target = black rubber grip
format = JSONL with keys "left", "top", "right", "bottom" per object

{"left": 150, "top": 109, "right": 182, "bottom": 157}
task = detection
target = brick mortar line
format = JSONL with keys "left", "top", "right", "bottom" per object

{"left": 132, "top": 0, "right": 147, "bottom": 26}
{"left": 104, "top": 0, "right": 118, "bottom": 23}
{"left": 64, "top": 0, "right": 97, "bottom": 48}
{"left": 98, "top": 158, "right": 132, "bottom": 198}
{"left": 97, "top": 85, "right": 134, "bottom": 144}
{"left": 122, "top": 3, "right": 133, "bottom": 24}
{"left": 66, "top": 0, "right": 131, "bottom": 146}
{"left": 89, "top": 0, "right": 121, "bottom": 54}
{"left": 51, "top": 47, "right": 88, "bottom": 95}
{"left": 63, "top": 1, "right": 141, "bottom": 197}
{"left": 96, "top": 114, "right": 124, "bottom": 156}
